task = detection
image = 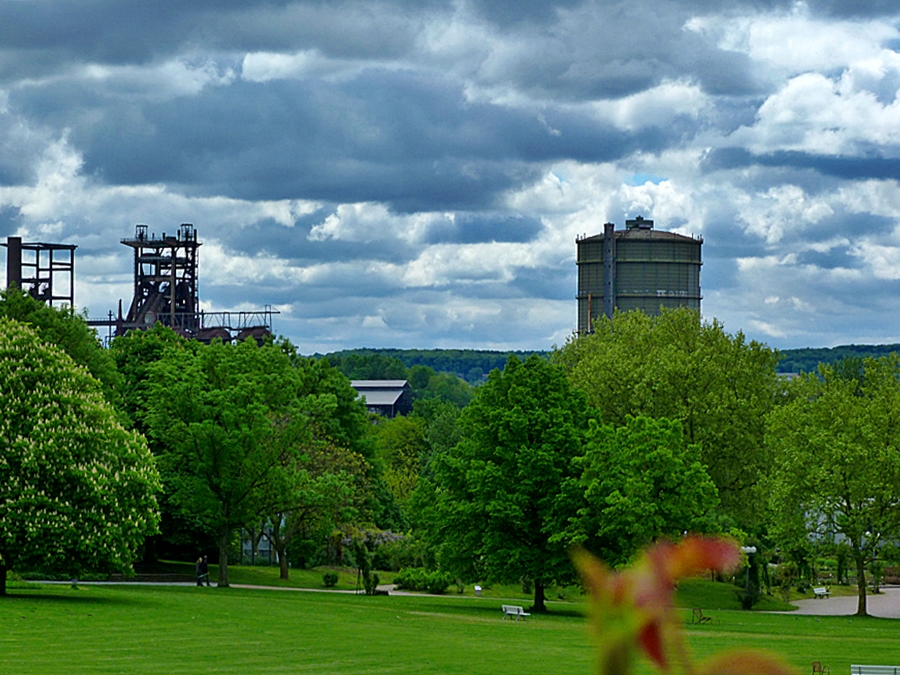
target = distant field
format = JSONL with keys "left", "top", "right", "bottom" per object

{"left": 0, "top": 580, "right": 895, "bottom": 675}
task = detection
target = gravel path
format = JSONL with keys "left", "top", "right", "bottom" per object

{"left": 789, "top": 586, "right": 900, "bottom": 618}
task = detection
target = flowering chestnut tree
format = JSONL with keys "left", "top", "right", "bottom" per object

{"left": 0, "top": 318, "right": 161, "bottom": 595}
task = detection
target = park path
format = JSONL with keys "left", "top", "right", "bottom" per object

{"left": 788, "top": 586, "right": 900, "bottom": 618}
{"left": 39, "top": 580, "right": 900, "bottom": 618}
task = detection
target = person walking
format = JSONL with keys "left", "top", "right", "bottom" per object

{"left": 196, "top": 555, "right": 210, "bottom": 586}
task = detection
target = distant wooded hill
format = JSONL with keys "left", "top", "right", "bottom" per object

{"left": 323, "top": 345, "right": 900, "bottom": 380}
{"left": 777, "top": 344, "right": 900, "bottom": 373}
{"left": 321, "top": 348, "right": 548, "bottom": 384}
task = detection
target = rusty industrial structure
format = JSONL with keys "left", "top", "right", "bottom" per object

{"left": 4, "top": 224, "right": 275, "bottom": 343}
{"left": 2, "top": 236, "right": 77, "bottom": 308}
{"left": 576, "top": 216, "right": 702, "bottom": 333}
{"left": 91, "top": 224, "right": 276, "bottom": 342}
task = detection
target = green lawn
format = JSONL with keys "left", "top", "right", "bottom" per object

{"left": 0, "top": 581, "right": 895, "bottom": 675}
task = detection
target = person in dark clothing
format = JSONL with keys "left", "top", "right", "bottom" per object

{"left": 196, "top": 555, "right": 210, "bottom": 586}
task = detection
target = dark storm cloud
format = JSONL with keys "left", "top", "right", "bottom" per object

{"left": 223, "top": 218, "right": 421, "bottom": 266}
{"left": 704, "top": 148, "right": 900, "bottom": 182}
{"left": 0, "top": 0, "right": 768, "bottom": 100}
{"left": 793, "top": 246, "right": 861, "bottom": 271}
{"left": 0, "top": 0, "right": 443, "bottom": 73}
{"left": 780, "top": 211, "right": 897, "bottom": 248}
{"left": 9, "top": 67, "right": 688, "bottom": 211}
{"left": 481, "top": 1, "right": 766, "bottom": 101}
{"left": 218, "top": 211, "right": 328, "bottom": 257}
{"left": 0, "top": 112, "right": 53, "bottom": 186}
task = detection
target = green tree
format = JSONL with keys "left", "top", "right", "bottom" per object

{"left": 109, "top": 324, "right": 188, "bottom": 433}
{"left": 561, "top": 415, "right": 719, "bottom": 566}
{"left": 264, "top": 445, "right": 361, "bottom": 579}
{"left": 0, "top": 317, "right": 160, "bottom": 595}
{"left": 766, "top": 356, "right": 900, "bottom": 616}
{"left": 430, "top": 355, "right": 593, "bottom": 612}
{"left": 292, "top": 354, "right": 373, "bottom": 459}
{"left": 554, "top": 308, "right": 780, "bottom": 526}
{"left": 411, "top": 398, "right": 461, "bottom": 480}
{"left": 328, "top": 352, "right": 407, "bottom": 380}
{"left": 0, "top": 287, "right": 123, "bottom": 407}
{"left": 373, "top": 415, "right": 430, "bottom": 503}
{"left": 408, "top": 364, "right": 473, "bottom": 407}
{"left": 143, "top": 339, "right": 308, "bottom": 586}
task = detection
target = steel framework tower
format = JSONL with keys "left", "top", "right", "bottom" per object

{"left": 3, "top": 236, "right": 77, "bottom": 308}
{"left": 121, "top": 223, "right": 200, "bottom": 334}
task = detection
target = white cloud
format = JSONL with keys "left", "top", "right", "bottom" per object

{"left": 686, "top": 4, "right": 898, "bottom": 76}
{"left": 307, "top": 202, "right": 444, "bottom": 244}
{"left": 850, "top": 241, "right": 900, "bottom": 280}
{"left": 748, "top": 319, "right": 787, "bottom": 339}
{"left": 737, "top": 185, "right": 834, "bottom": 244}
{"left": 732, "top": 71, "right": 900, "bottom": 154}
{"left": 241, "top": 50, "right": 358, "bottom": 82}
{"left": 590, "top": 81, "right": 710, "bottom": 131}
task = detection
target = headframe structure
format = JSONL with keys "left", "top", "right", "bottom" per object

{"left": 90, "top": 224, "right": 276, "bottom": 342}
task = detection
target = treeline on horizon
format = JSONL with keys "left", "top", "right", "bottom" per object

{"left": 777, "top": 343, "right": 900, "bottom": 373}
{"left": 324, "top": 344, "right": 900, "bottom": 379}
{"left": 322, "top": 348, "right": 548, "bottom": 384}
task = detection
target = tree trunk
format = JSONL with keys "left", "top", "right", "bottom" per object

{"left": 532, "top": 579, "right": 547, "bottom": 613}
{"left": 217, "top": 533, "right": 230, "bottom": 588}
{"left": 0, "top": 564, "right": 6, "bottom": 597}
{"left": 278, "top": 549, "right": 289, "bottom": 580}
{"left": 854, "top": 553, "right": 868, "bottom": 617}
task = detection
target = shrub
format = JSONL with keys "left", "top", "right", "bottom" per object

{"left": 371, "top": 535, "right": 433, "bottom": 571}
{"left": 425, "top": 571, "right": 453, "bottom": 595}
{"left": 394, "top": 567, "right": 452, "bottom": 594}
{"left": 394, "top": 567, "right": 428, "bottom": 591}
{"left": 322, "top": 572, "right": 338, "bottom": 588}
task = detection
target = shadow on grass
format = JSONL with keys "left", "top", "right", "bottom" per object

{"left": 3, "top": 585, "right": 147, "bottom": 607}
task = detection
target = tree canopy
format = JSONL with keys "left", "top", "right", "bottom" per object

{"left": 143, "top": 338, "right": 310, "bottom": 586}
{"left": 325, "top": 351, "right": 474, "bottom": 407}
{"left": 766, "top": 356, "right": 900, "bottom": 616}
{"left": 554, "top": 308, "right": 780, "bottom": 526}
{"left": 560, "top": 415, "right": 719, "bottom": 567}
{"left": 427, "top": 355, "right": 592, "bottom": 611}
{"left": 0, "top": 287, "right": 123, "bottom": 407}
{"left": 0, "top": 317, "right": 160, "bottom": 595}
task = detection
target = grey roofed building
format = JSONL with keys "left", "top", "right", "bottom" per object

{"left": 350, "top": 380, "right": 413, "bottom": 418}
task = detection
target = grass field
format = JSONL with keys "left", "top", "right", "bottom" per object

{"left": 0, "top": 578, "right": 895, "bottom": 675}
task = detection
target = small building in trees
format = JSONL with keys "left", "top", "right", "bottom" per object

{"left": 351, "top": 380, "right": 413, "bottom": 418}
{"left": 576, "top": 216, "right": 702, "bottom": 333}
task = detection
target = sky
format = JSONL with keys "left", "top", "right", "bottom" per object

{"left": 2, "top": 0, "right": 900, "bottom": 354}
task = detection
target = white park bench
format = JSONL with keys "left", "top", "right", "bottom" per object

{"left": 502, "top": 604, "right": 531, "bottom": 621}
{"left": 813, "top": 587, "right": 830, "bottom": 598}
{"left": 851, "top": 667, "right": 900, "bottom": 675}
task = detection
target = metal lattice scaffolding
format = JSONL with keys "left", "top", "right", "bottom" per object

{"left": 3, "top": 236, "right": 77, "bottom": 308}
